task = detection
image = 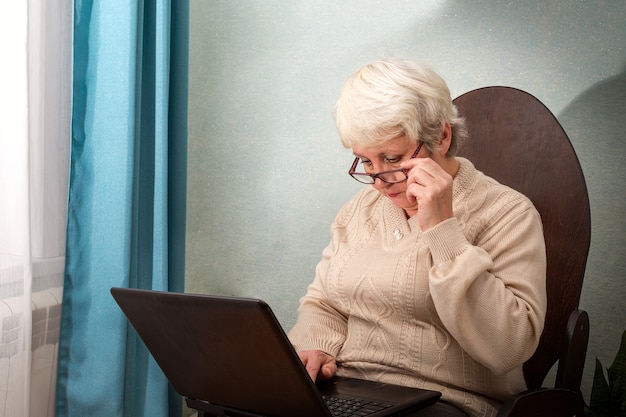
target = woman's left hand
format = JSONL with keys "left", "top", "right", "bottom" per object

{"left": 401, "top": 157, "right": 454, "bottom": 231}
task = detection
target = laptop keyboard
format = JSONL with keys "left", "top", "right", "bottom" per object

{"left": 322, "top": 394, "right": 393, "bottom": 417}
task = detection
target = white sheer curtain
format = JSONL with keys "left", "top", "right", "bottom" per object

{"left": 0, "top": 1, "right": 72, "bottom": 416}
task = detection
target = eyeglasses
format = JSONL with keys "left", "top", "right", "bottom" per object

{"left": 348, "top": 142, "right": 424, "bottom": 184}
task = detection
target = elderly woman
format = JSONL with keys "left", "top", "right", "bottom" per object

{"left": 287, "top": 59, "right": 547, "bottom": 417}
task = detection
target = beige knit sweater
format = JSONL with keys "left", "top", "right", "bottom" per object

{"left": 288, "top": 158, "right": 547, "bottom": 417}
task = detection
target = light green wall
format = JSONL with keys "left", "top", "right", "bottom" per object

{"left": 186, "top": 0, "right": 626, "bottom": 401}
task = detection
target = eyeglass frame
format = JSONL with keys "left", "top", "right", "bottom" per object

{"left": 348, "top": 141, "right": 425, "bottom": 184}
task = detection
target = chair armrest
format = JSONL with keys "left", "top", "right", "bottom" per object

{"left": 555, "top": 309, "right": 589, "bottom": 390}
{"left": 496, "top": 388, "right": 585, "bottom": 417}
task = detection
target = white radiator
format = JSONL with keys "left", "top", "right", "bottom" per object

{"left": 0, "top": 256, "right": 64, "bottom": 417}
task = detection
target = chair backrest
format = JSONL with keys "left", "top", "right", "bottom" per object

{"left": 453, "top": 87, "right": 591, "bottom": 389}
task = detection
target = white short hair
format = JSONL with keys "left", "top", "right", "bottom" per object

{"left": 334, "top": 58, "right": 467, "bottom": 155}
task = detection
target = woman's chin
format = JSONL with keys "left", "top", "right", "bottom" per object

{"left": 385, "top": 192, "right": 417, "bottom": 211}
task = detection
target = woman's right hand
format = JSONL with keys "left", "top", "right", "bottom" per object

{"left": 297, "top": 350, "right": 337, "bottom": 382}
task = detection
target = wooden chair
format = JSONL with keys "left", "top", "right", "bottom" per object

{"left": 453, "top": 86, "right": 591, "bottom": 417}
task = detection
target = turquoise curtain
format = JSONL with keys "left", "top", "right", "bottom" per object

{"left": 56, "top": 1, "right": 188, "bottom": 416}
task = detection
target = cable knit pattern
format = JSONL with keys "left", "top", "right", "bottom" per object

{"left": 288, "top": 158, "right": 547, "bottom": 417}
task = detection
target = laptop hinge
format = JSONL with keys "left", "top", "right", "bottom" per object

{"left": 186, "top": 398, "right": 227, "bottom": 417}
{"left": 186, "top": 398, "right": 266, "bottom": 417}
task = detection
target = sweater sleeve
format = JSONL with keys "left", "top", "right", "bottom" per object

{"left": 287, "top": 239, "right": 348, "bottom": 357}
{"left": 286, "top": 195, "right": 358, "bottom": 357}
{"left": 423, "top": 195, "right": 547, "bottom": 376}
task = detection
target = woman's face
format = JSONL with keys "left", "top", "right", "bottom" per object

{"left": 351, "top": 136, "right": 427, "bottom": 213}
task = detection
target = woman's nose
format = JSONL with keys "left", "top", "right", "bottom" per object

{"left": 370, "top": 161, "right": 388, "bottom": 173}
{"left": 372, "top": 176, "right": 388, "bottom": 188}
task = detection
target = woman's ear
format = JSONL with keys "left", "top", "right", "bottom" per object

{"left": 436, "top": 121, "right": 452, "bottom": 156}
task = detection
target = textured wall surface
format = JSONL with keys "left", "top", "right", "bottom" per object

{"left": 186, "top": 1, "right": 626, "bottom": 400}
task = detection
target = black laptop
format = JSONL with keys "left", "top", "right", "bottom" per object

{"left": 110, "top": 287, "right": 441, "bottom": 417}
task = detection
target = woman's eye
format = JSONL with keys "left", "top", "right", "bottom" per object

{"left": 385, "top": 157, "right": 401, "bottom": 164}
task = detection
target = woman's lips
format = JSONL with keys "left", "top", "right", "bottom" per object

{"left": 386, "top": 191, "right": 404, "bottom": 199}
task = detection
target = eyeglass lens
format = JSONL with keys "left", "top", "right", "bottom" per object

{"left": 350, "top": 169, "right": 407, "bottom": 184}
{"left": 350, "top": 142, "right": 423, "bottom": 184}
